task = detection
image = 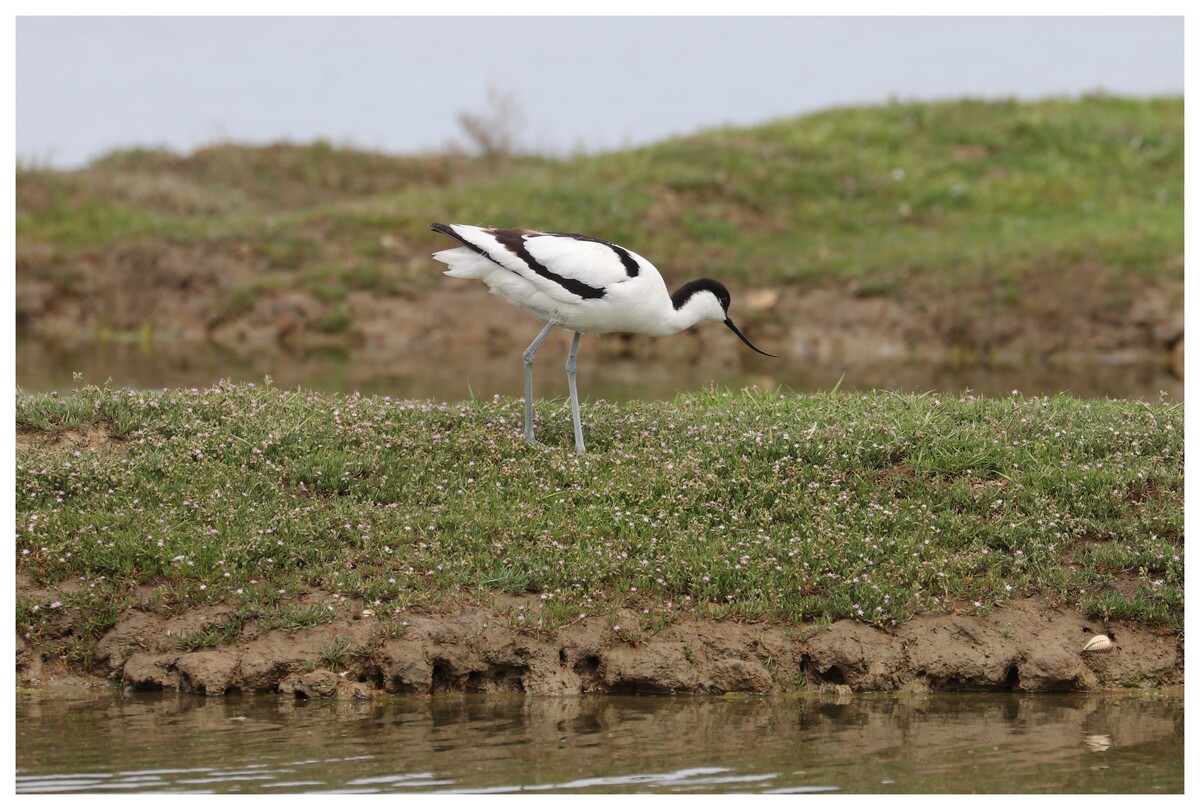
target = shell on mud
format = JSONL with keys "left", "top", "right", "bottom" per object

{"left": 1083, "top": 634, "right": 1115, "bottom": 653}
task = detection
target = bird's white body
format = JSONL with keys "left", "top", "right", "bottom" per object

{"left": 433, "top": 225, "right": 724, "bottom": 337}
{"left": 430, "top": 223, "right": 775, "bottom": 453}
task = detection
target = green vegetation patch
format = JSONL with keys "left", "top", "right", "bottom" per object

{"left": 16, "top": 383, "right": 1183, "bottom": 649}
{"left": 16, "top": 96, "right": 1183, "bottom": 302}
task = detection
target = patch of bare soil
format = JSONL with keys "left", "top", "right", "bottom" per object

{"left": 15, "top": 424, "right": 127, "bottom": 455}
{"left": 15, "top": 589, "right": 1181, "bottom": 698}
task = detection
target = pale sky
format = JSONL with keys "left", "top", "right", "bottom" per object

{"left": 15, "top": 15, "right": 1184, "bottom": 168}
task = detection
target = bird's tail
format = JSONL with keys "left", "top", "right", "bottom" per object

{"left": 432, "top": 247, "right": 494, "bottom": 279}
{"left": 430, "top": 222, "right": 499, "bottom": 279}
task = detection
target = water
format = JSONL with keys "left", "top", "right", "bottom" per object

{"left": 15, "top": 339, "right": 1181, "bottom": 403}
{"left": 15, "top": 690, "right": 1183, "bottom": 794}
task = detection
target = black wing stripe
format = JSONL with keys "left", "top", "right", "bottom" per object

{"left": 430, "top": 222, "right": 509, "bottom": 268}
{"left": 550, "top": 231, "right": 640, "bottom": 278}
{"left": 489, "top": 229, "right": 606, "bottom": 300}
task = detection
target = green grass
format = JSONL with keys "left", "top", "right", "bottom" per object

{"left": 15, "top": 382, "right": 1183, "bottom": 653}
{"left": 15, "top": 95, "right": 1183, "bottom": 305}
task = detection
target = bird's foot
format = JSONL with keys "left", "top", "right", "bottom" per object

{"left": 522, "top": 436, "right": 587, "bottom": 454}
{"left": 523, "top": 435, "right": 551, "bottom": 451}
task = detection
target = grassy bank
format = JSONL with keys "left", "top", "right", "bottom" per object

{"left": 16, "top": 383, "right": 1183, "bottom": 666}
{"left": 17, "top": 95, "right": 1183, "bottom": 312}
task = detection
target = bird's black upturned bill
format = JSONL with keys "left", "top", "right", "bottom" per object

{"left": 724, "top": 318, "right": 780, "bottom": 357}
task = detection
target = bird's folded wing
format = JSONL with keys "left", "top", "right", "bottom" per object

{"left": 442, "top": 225, "right": 641, "bottom": 303}
{"left": 523, "top": 232, "right": 643, "bottom": 288}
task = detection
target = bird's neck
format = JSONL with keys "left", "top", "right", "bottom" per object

{"left": 661, "top": 286, "right": 723, "bottom": 334}
{"left": 665, "top": 301, "right": 709, "bottom": 332}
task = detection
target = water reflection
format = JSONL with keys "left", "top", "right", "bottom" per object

{"left": 15, "top": 338, "right": 1181, "bottom": 402}
{"left": 16, "top": 690, "right": 1183, "bottom": 793}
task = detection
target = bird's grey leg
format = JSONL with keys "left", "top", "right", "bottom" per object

{"left": 566, "top": 331, "right": 586, "bottom": 454}
{"left": 523, "top": 321, "right": 556, "bottom": 444}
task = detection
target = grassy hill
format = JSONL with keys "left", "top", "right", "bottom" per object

{"left": 16, "top": 95, "right": 1183, "bottom": 323}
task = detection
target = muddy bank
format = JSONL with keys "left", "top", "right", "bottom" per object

{"left": 16, "top": 584, "right": 1182, "bottom": 697}
{"left": 15, "top": 239, "right": 1185, "bottom": 379}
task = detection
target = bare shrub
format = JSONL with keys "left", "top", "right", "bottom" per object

{"left": 456, "top": 86, "right": 527, "bottom": 161}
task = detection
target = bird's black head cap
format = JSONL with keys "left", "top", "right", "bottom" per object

{"left": 671, "top": 278, "right": 731, "bottom": 312}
